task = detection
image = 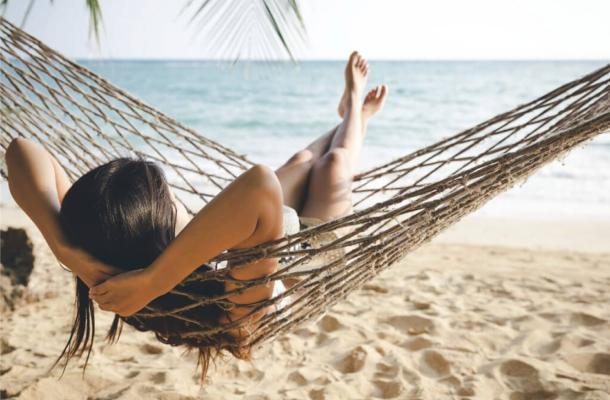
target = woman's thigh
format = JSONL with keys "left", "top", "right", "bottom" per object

{"left": 275, "top": 150, "right": 315, "bottom": 210}
{"left": 300, "top": 148, "right": 353, "bottom": 221}
{"left": 275, "top": 125, "right": 340, "bottom": 211}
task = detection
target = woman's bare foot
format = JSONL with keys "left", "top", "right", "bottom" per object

{"left": 340, "top": 51, "right": 368, "bottom": 114}
{"left": 362, "top": 85, "right": 389, "bottom": 120}
{"left": 339, "top": 83, "right": 389, "bottom": 121}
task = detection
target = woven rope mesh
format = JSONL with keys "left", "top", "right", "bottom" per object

{"left": 1, "top": 17, "right": 609, "bottom": 346}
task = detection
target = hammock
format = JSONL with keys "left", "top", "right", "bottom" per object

{"left": 1, "top": 17, "right": 609, "bottom": 348}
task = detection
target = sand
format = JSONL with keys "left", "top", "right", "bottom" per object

{"left": 1, "top": 202, "right": 609, "bottom": 400}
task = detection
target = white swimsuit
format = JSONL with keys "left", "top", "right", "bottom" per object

{"left": 272, "top": 206, "right": 300, "bottom": 310}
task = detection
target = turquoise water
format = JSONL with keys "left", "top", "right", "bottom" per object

{"left": 81, "top": 60, "right": 610, "bottom": 218}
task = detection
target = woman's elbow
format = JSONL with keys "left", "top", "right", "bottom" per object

{"left": 5, "top": 138, "right": 38, "bottom": 171}
{"left": 244, "top": 164, "right": 283, "bottom": 202}
{"left": 5, "top": 138, "right": 31, "bottom": 181}
{"left": 6, "top": 137, "right": 26, "bottom": 165}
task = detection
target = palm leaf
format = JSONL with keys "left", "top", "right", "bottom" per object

{"left": 1, "top": 0, "right": 103, "bottom": 43}
{"left": 85, "top": 0, "right": 103, "bottom": 44}
{"left": 20, "top": 0, "right": 35, "bottom": 28}
{"left": 2, "top": 0, "right": 306, "bottom": 61}
{"left": 183, "top": 0, "right": 307, "bottom": 61}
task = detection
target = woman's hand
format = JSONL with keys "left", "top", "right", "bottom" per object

{"left": 89, "top": 269, "right": 160, "bottom": 316}
{"left": 56, "top": 243, "right": 122, "bottom": 288}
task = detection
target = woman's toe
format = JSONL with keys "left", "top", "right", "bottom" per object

{"left": 381, "top": 84, "right": 389, "bottom": 97}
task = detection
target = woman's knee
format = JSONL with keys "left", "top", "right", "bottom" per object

{"left": 286, "top": 149, "right": 314, "bottom": 166}
{"left": 314, "top": 148, "right": 350, "bottom": 173}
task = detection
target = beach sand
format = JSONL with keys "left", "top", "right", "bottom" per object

{"left": 1, "top": 203, "right": 609, "bottom": 399}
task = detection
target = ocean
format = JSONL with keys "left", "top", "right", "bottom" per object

{"left": 79, "top": 60, "right": 610, "bottom": 219}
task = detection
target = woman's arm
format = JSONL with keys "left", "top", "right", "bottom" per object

{"left": 90, "top": 164, "right": 285, "bottom": 316}
{"left": 6, "top": 138, "right": 71, "bottom": 255}
{"left": 5, "top": 138, "right": 120, "bottom": 286}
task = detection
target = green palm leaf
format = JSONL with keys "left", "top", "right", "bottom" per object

{"left": 85, "top": 0, "right": 103, "bottom": 44}
{"left": 1, "top": 0, "right": 103, "bottom": 43}
{"left": 182, "top": 0, "right": 307, "bottom": 61}
{"left": 1, "top": 0, "right": 307, "bottom": 61}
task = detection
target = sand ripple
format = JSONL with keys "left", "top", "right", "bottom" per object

{"left": 2, "top": 216, "right": 609, "bottom": 400}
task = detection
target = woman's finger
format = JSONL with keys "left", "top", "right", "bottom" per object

{"left": 95, "top": 300, "right": 113, "bottom": 308}
{"left": 89, "top": 292, "right": 112, "bottom": 303}
{"left": 100, "top": 303, "right": 121, "bottom": 313}
{"left": 90, "top": 283, "right": 109, "bottom": 296}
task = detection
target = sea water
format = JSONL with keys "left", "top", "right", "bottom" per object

{"left": 80, "top": 60, "right": 610, "bottom": 219}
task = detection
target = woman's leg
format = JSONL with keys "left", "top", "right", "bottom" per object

{"left": 298, "top": 52, "right": 367, "bottom": 220}
{"left": 275, "top": 125, "right": 340, "bottom": 211}
{"left": 274, "top": 61, "right": 365, "bottom": 211}
{"left": 301, "top": 54, "right": 388, "bottom": 221}
{"left": 276, "top": 53, "right": 388, "bottom": 215}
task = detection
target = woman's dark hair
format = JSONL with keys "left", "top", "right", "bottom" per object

{"left": 54, "top": 157, "right": 249, "bottom": 381}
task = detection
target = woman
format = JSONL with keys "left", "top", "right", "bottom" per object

{"left": 5, "top": 52, "right": 388, "bottom": 379}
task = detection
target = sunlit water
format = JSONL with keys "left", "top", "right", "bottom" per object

{"left": 80, "top": 60, "right": 610, "bottom": 219}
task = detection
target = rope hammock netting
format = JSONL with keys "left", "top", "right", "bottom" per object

{"left": 1, "top": 17, "right": 609, "bottom": 348}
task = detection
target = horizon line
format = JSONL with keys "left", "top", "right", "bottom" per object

{"left": 74, "top": 58, "right": 610, "bottom": 62}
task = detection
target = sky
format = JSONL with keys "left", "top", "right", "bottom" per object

{"left": 3, "top": 0, "right": 610, "bottom": 60}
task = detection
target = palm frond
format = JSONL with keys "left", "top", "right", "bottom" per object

{"left": 1, "top": 0, "right": 102, "bottom": 43}
{"left": 183, "top": 0, "right": 307, "bottom": 61}
{"left": 85, "top": 0, "right": 102, "bottom": 44}
{"left": 20, "top": 0, "right": 35, "bottom": 28}
{"left": 2, "top": 0, "right": 304, "bottom": 61}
